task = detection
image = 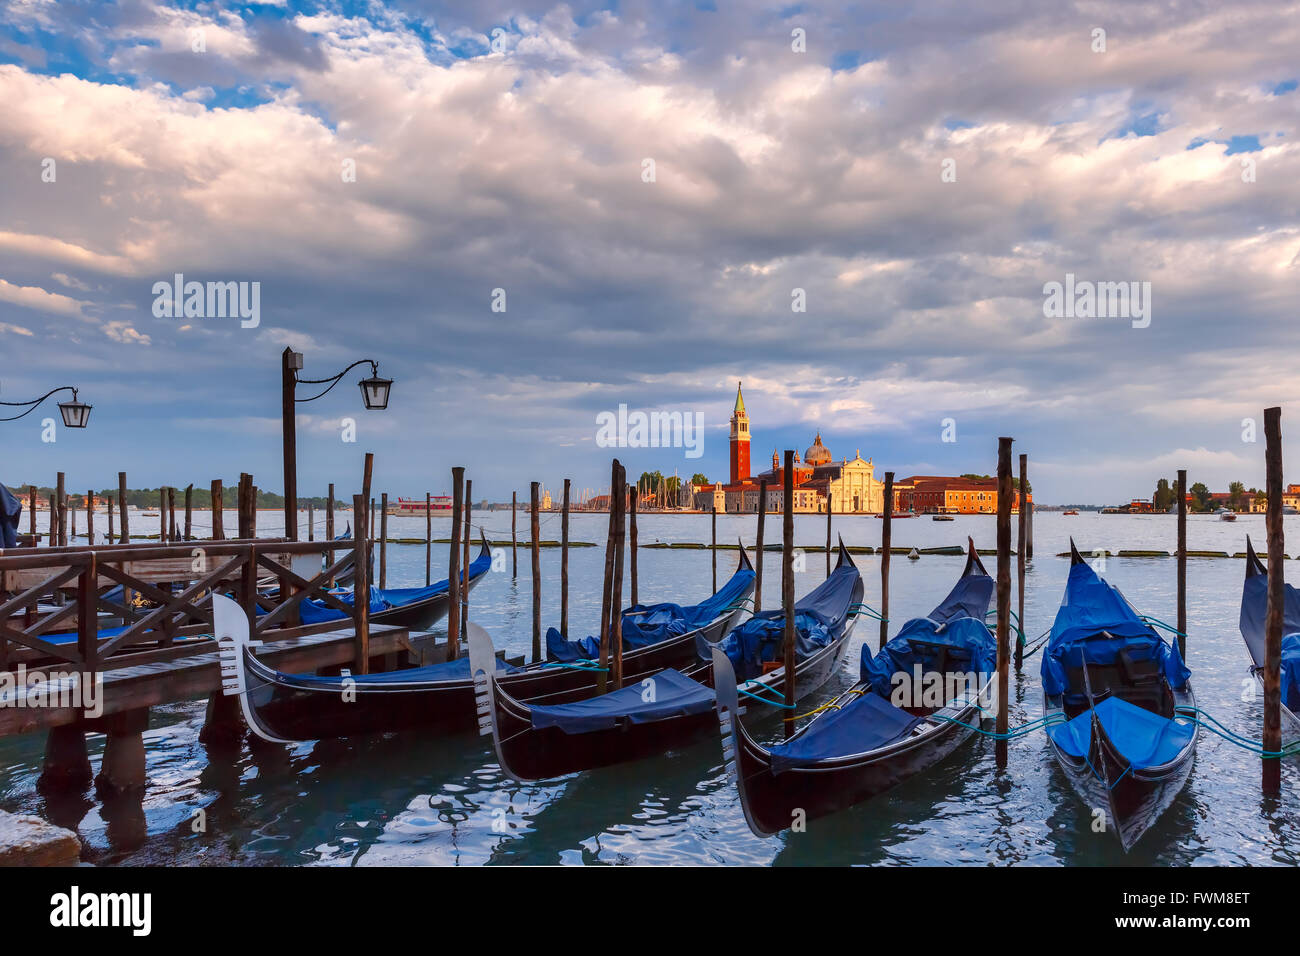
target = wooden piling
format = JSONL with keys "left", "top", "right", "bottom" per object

{"left": 826, "top": 491, "right": 833, "bottom": 577}
{"left": 327, "top": 483, "right": 336, "bottom": 585}
{"left": 351, "top": 493, "right": 370, "bottom": 674}
{"left": 995, "top": 438, "right": 1013, "bottom": 769}
{"left": 462, "top": 479, "right": 472, "bottom": 639}
{"left": 307, "top": 501, "right": 314, "bottom": 542}
{"left": 782, "top": 451, "right": 797, "bottom": 740}
{"left": 118, "top": 472, "right": 129, "bottom": 544}
{"left": 69, "top": 497, "right": 76, "bottom": 543}
{"left": 159, "top": 488, "right": 167, "bottom": 543}
{"left": 184, "top": 485, "right": 193, "bottom": 541}
{"left": 169, "top": 486, "right": 177, "bottom": 542}
{"left": 596, "top": 460, "right": 620, "bottom": 694}
{"left": 561, "top": 478, "right": 571, "bottom": 638}
{"left": 754, "top": 478, "right": 768, "bottom": 611}
{"left": 250, "top": 486, "right": 258, "bottom": 538}
{"left": 1177, "top": 467, "right": 1188, "bottom": 660}
{"left": 1026, "top": 498, "right": 1034, "bottom": 560}
{"left": 880, "top": 472, "right": 894, "bottom": 650}
{"left": 379, "top": 493, "right": 389, "bottom": 589}
{"left": 447, "top": 468, "right": 463, "bottom": 662}
{"left": 1016, "top": 455, "right": 1027, "bottom": 671}
{"left": 1263, "top": 407, "right": 1283, "bottom": 794}
{"left": 511, "top": 491, "right": 518, "bottom": 579}
{"left": 55, "top": 473, "right": 65, "bottom": 546}
{"left": 47, "top": 494, "right": 56, "bottom": 546}
{"left": 610, "top": 467, "right": 627, "bottom": 690}
{"left": 629, "top": 486, "right": 639, "bottom": 606}
{"left": 106, "top": 493, "right": 114, "bottom": 545}
{"left": 210, "top": 479, "right": 223, "bottom": 541}
{"left": 711, "top": 502, "right": 717, "bottom": 594}
{"left": 86, "top": 490, "right": 94, "bottom": 544}
{"left": 28, "top": 486, "right": 36, "bottom": 545}
{"left": 531, "top": 481, "right": 542, "bottom": 662}
{"left": 424, "top": 492, "right": 432, "bottom": 587}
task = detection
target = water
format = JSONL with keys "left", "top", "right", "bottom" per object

{"left": 4, "top": 511, "right": 1299, "bottom": 865}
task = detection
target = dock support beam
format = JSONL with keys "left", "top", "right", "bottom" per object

{"left": 199, "top": 691, "right": 246, "bottom": 750}
{"left": 95, "top": 708, "right": 149, "bottom": 796}
{"left": 38, "top": 725, "right": 92, "bottom": 794}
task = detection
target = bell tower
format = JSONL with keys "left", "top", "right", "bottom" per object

{"left": 729, "top": 381, "right": 750, "bottom": 484}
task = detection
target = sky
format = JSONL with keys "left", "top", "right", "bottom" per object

{"left": 0, "top": 0, "right": 1296, "bottom": 504}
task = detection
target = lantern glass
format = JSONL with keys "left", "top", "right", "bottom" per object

{"left": 58, "top": 400, "right": 92, "bottom": 428}
{"left": 359, "top": 376, "right": 392, "bottom": 410}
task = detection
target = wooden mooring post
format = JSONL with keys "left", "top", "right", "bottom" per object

{"left": 211, "top": 479, "right": 223, "bottom": 540}
{"left": 118, "top": 472, "right": 129, "bottom": 544}
{"left": 561, "top": 478, "right": 571, "bottom": 637}
{"left": 379, "top": 492, "right": 388, "bottom": 589}
{"left": 69, "top": 496, "right": 76, "bottom": 544}
{"left": 28, "top": 486, "right": 36, "bottom": 545}
{"left": 530, "top": 481, "right": 541, "bottom": 662}
{"left": 880, "top": 472, "right": 893, "bottom": 650}
{"left": 447, "top": 468, "right": 463, "bottom": 662}
{"left": 596, "top": 459, "right": 620, "bottom": 693}
{"left": 168, "top": 487, "right": 177, "bottom": 542}
{"left": 782, "top": 451, "right": 797, "bottom": 740}
{"left": 629, "top": 486, "right": 639, "bottom": 606}
{"left": 754, "top": 477, "right": 768, "bottom": 611}
{"left": 995, "top": 439, "right": 1013, "bottom": 769}
{"left": 352, "top": 493, "right": 371, "bottom": 674}
{"left": 159, "top": 489, "right": 167, "bottom": 543}
{"left": 424, "top": 492, "right": 432, "bottom": 586}
{"left": 327, "top": 483, "right": 336, "bottom": 585}
{"left": 512, "top": 491, "right": 518, "bottom": 579}
{"left": 307, "top": 501, "right": 314, "bottom": 542}
{"left": 1177, "top": 468, "right": 1188, "bottom": 660}
{"left": 1016, "top": 455, "right": 1027, "bottom": 671}
{"left": 86, "top": 490, "right": 94, "bottom": 545}
{"left": 825, "top": 492, "right": 833, "bottom": 576}
{"left": 107, "top": 493, "right": 115, "bottom": 545}
{"left": 184, "top": 484, "right": 193, "bottom": 541}
{"left": 610, "top": 467, "right": 627, "bottom": 690}
{"left": 711, "top": 502, "right": 717, "bottom": 594}
{"left": 462, "top": 479, "right": 472, "bottom": 639}
{"left": 1263, "top": 408, "right": 1284, "bottom": 794}
{"left": 55, "top": 473, "right": 65, "bottom": 546}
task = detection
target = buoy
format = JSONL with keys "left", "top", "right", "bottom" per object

{"left": 908, "top": 548, "right": 920, "bottom": 560}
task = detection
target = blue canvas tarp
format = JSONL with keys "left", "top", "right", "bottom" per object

{"left": 712, "top": 562, "right": 860, "bottom": 682}
{"left": 768, "top": 691, "right": 921, "bottom": 773}
{"left": 0, "top": 483, "right": 21, "bottom": 548}
{"left": 1040, "top": 560, "right": 1190, "bottom": 698}
{"left": 296, "top": 547, "right": 492, "bottom": 625}
{"left": 860, "top": 561, "right": 995, "bottom": 695}
{"left": 287, "top": 651, "right": 517, "bottom": 684}
{"left": 528, "top": 667, "right": 715, "bottom": 734}
{"left": 546, "top": 563, "right": 755, "bottom": 662}
{"left": 1048, "top": 695, "right": 1195, "bottom": 769}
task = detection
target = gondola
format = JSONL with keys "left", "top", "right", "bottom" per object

{"left": 473, "top": 541, "right": 862, "bottom": 782}
{"left": 1237, "top": 537, "right": 1300, "bottom": 745}
{"left": 218, "top": 550, "right": 755, "bottom": 742}
{"left": 1040, "top": 540, "right": 1196, "bottom": 851}
{"left": 714, "top": 538, "right": 994, "bottom": 837}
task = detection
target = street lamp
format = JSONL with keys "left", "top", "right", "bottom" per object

{"left": 281, "top": 347, "right": 392, "bottom": 540}
{"left": 1, "top": 385, "right": 92, "bottom": 428}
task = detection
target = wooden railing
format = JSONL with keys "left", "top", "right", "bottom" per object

{"left": 0, "top": 535, "right": 364, "bottom": 673}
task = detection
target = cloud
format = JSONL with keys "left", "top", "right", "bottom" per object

{"left": 0, "top": 277, "right": 94, "bottom": 319}
{"left": 0, "top": 1, "right": 1296, "bottom": 503}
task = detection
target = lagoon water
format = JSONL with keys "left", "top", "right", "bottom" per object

{"left": 3, "top": 510, "right": 1298, "bottom": 865}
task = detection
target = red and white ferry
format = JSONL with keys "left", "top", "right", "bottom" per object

{"left": 392, "top": 496, "right": 452, "bottom": 514}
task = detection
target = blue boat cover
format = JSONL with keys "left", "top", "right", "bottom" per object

{"left": 288, "top": 652, "right": 517, "bottom": 684}
{"left": 1048, "top": 695, "right": 1195, "bottom": 769}
{"left": 861, "top": 563, "right": 995, "bottom": 695}
{"left": 711, "top": 562, "right": 861, "bottom": 681}
{"left": 546, "top": 563, "right": 755, "bottom": 662}
{"left": 528, "top": 667, "right": 715, "bottom": 734}
{"left": 767, "top": 691, "right": 922, "bottom": 773}
{"left": 0, "top": 483, "right": 21, "bottom": 548}
{"left": 1040, "top": 560, "right": 1190, "bottom": 698}
{"left": 296, "top": 547, "right": 491, "bottom": 625}
{"left": 1239, "top": 565, "right": 1300, "bottom": 710}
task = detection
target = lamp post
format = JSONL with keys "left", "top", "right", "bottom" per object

{"left": 281, "top": 347, "right": 392, "bottom": 541}
{"left": 0, "top": 385, "right": 92, "bottom": 428}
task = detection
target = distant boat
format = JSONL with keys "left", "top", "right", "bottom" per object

{"left": 932, "top": 514, "right": 955, "bottom": 522}
{"left": 1216, "top": 508, "right": 1237, "bottom": 522}
{"left": 879, "top": 512, "right": 919, "bottom": 519}
{"left": 1063, "top": 510, "right": 1080, "bottom": 516}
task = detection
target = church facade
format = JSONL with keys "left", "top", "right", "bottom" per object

{"left": 694, "top": 383, "right": 886, "bottom": 514}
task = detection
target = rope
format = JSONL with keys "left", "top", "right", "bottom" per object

{"left": 849, "top": 602, "right": 887, "bottom": 623}
{"left": 538, "top": 660, "right": 608, "bottom": 673}
{"left": 1140, "top": 616, "right": 1188, "bottom": 639}
{"left": 1175, "top": 706, "right": 1300, "bottom": 758}
{"left": 784, "top": 689, "right": 865, "bottom": 722}
{"left": 736, "top": 681, "right": 795, "bottom": 708}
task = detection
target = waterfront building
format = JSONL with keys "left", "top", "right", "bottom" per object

{"left": 893, "top": 476, "right": 1031, "bottom": 515}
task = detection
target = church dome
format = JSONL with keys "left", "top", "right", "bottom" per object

{"left": 805, "top": 433, "right": 832, "bottom": 466}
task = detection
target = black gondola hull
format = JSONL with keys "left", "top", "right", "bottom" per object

{"left": 239, "top": 601, "right": 749, "bottom": 742}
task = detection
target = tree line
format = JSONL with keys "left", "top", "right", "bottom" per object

{"left": 7, "top": 483, "right": 343, "bottom": 510}
{"left": 1152, "top": 477, "right": 1264, "bottom": 513}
